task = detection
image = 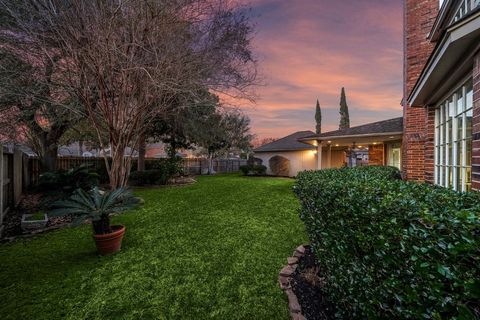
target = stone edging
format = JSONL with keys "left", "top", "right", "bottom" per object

{"left": 279, "top": 245, "right": 307, "bottom": 320}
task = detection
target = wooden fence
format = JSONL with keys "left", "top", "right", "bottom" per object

{"left": 24, "top": 156, "right": 247, "bottom": 183}
{"left": 0, "top": 146, "right": 23, "bottom": 236}
{"left": 0, "top": 148, "right": 246, "bottom": 236}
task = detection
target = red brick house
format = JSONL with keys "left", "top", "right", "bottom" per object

{"left": 404, "top": 0, "right": 480, "bottom": 191}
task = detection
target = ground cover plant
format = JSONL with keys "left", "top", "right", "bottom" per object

{"left": 239, "top": 164, "right": 267, "bottom": 176}
{"left": 0, "top": 174, "right": 306, "bottom": 319}
{"left": 294, "top": 166, "right": 480, "bottom": 319}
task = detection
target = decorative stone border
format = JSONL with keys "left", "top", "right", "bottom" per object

{"left": 279, "top": 244, "right": 307, "bottom": 320}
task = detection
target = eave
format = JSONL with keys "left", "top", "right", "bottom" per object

{"left": 299, "top": 132, "right": 403, "bottom": 147}
{"left": 408, "top": 12, "right": 480, "bottom": 107}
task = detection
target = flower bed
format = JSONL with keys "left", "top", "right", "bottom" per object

{"left": 294, "top": 166, "right": 480, "bottom": 319}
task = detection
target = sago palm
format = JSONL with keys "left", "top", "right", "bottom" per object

{"left": 50, "top": 187, "right": 142, "bottom": 234}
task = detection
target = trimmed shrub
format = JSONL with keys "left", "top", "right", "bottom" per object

{"left": 294, "top": 166, "right": 480, "bottom": 319}
{"left": 239, "top": 164, "right": 267, "bottom": 176}
{"left": 129, "top": 158, "right": 183, "bottom": 186}
{"left": 39, "top": 164, "right": 99, "bottom": 194}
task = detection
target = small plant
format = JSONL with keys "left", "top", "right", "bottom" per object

{"left": 24, "top": 211, "right": 46, "bottom": 221}
{"left": 21, "top": 211, "right": 48, "bottom": 231}
{"left": 50, "top": 187, "right": 141, "bottom": 235}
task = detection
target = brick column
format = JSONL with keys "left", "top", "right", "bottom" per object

{"left": 472, "top": 52, "right": 480, "bottom": 191}
{"left": 368, "top": 144, "right": 384, "bottom": 166}
{"left": 402, "top": 0, "right": 438, "bottom": 181}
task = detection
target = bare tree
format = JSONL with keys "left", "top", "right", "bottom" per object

{"left": 1, "top": 0, "right": 258, "bottom": 189}
{"left": 0, "top": 40, "right": 83, "bottom": 171}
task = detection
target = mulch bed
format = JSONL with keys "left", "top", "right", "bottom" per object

{"left": 291, "top": 246, "right": 337, "bottom": 320}
{"left": 1, "top": 191, "right": 74, "bottom": 239}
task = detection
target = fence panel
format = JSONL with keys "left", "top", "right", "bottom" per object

{"left": 26, "top": 156, "right": 247, "bottom": 184}
{"left": 0, "top": 147, "right": 14, "bottom": 236}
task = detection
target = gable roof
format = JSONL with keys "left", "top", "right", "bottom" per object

{"left": 254, "top": 131, "right": 316, "bottom": 152}
{"left": 301, "top": 117, "right": 403, "bottom": 140}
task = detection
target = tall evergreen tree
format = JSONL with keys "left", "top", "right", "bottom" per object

{"left": 339, "top": 87, "right": 350, "bottom": 130}
{"left": 315, "top": 99, "right": 322, "bottom": 134}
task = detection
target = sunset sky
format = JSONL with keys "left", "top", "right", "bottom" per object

{"left": 243, "top": 0, "right": 404, "bottom": 139}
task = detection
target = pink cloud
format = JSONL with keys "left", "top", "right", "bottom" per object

{"left": 238, "top": 0, "right": 403, "bottom": 139}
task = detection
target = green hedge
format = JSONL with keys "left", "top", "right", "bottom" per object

{"left": 239, "top": 164, "right": 267, "bottom": 176}
{"left": 129, "top": 158, "right": 183, "bottom": 186}
{"left": 294, "top": 166, "right": 480, "bottom": 319}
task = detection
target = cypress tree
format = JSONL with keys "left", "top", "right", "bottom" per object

{"left": 339, "top": 87, "right": 350, "bottom": 130}
{"left": 315, "top": 99, "right": 322, "bottom": 134}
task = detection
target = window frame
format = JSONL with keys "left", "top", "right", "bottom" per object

{"left": 434, "top": 76, "right": 473, "bottom": 192}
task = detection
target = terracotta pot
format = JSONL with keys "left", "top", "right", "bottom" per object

{"left": 93, "top": 225, "right": 126, "bottom": 255}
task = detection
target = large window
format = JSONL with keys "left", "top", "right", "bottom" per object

{"left": 434, "top": 79, "right": 473, "bottom": 191}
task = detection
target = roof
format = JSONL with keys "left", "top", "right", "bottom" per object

{"left": 301, "top": 117, "right": 403, "bottom": 140}
{"left": 253, "top": 131, "right": 316, "bottom": 152}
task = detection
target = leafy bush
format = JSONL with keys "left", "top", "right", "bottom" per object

{"left": 129, "top": 158, "right": 183, "bottom": 186}
{"left": 129, "top": 170, "right": 168, "bottom": 186}
{"left": 294, "top": 166, "right": 480, "bottom": 319}
{"left": 239, "top": 164, "right": 267, "bottom": 176}
{"left": 39, "top": 164, "right": 99, "bottom": 194}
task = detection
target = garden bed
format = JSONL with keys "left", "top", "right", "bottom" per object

{"left": 1, "top": 192, "right": 73, "bottom": 239}
{"left": 291, "top": 246, "right": 337, "bottom": 320}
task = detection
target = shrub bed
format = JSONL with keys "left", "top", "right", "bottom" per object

{"left": 129, "top": 158, "right": 183, "bottom": 186}
{"left": 294, "top": 166, "right": 480, "bottom": 319}
{"left": 239, "top": 164, "right": 267, "bottom": 176}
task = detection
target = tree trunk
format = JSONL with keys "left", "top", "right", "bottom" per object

{"left": 208, "top": 153, "right": 215, "bottom": 175}
{"left": 38, "top": 132, "right": 58, "bottom": 172}
{"left": 107, "top": 140, "right": 131, "bottom": 189}
{"left": 79, "top": 140, "right": 84, "bottom": 156}
{"left": 43, "top": 146, "right": 58, "bottom": 172}
{"left": 137, "top": 133, "right": 146, "bottom": 172}
{"left": 92, "top": 215, "right": 112, "bottom": 235}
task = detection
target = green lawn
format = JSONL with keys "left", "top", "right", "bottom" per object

{"left": 0, "top": 174, "right": 306, "bottom": 320}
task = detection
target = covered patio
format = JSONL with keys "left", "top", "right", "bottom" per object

{"left": 299, "top": 117, "right": 403, "bottom": 170}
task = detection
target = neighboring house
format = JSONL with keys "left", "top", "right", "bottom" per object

{"left": 254, "top": 118, "right": 403, "bottom": 177}
{"left": 404, "top": 0, "right": 480, "bottom": 191}
{"left": 253, "top": 131, "right": 317, "bottom": 177}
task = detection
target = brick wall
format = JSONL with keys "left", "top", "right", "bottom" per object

{"left": 368, "top": 144, "right": 384, "bottom": 166}
{"left": 402, "top": 0, "right": 439, "bottom": 181}
{"left": 472, "top": 52, "right": 480, "bottom": 191}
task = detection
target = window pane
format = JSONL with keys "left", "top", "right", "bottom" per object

{"left": 456, "top": 89, "right": 464, "bottom": 115}
{"left": 466, "top": 81, "right": 473, "bottom": 109}
{"left": 457, "top": 116, "right": 463, "bottom": 141}
{"left": 466, "top": 138, "right": 472, "bottom": 166}
{"left": 458, "top": 141, "right": 463, "bottom": 166}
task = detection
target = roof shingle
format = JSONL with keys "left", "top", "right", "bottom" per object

{"left": 302, "top": 117, "right": 403, "bottom": 140}
{"left": 253, "top": 131, "right": 316, "bottom": 152}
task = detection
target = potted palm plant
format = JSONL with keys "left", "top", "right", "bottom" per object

{"left": 50, "top": 187, "right": 141, "bottom": 255}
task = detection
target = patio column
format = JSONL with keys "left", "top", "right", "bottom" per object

{"left": 327, "top": 144, "right": 332, "bottom": 168}
{"left": 317, "top": 141, "right": 323, "bottom": 170}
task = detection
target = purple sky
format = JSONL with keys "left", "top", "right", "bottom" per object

{"left": 242, "top": 0, "right": 404, "bottom": 139}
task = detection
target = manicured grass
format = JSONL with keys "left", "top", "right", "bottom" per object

{"left": 0, "top": 174, "right": 306, "bottom": 319}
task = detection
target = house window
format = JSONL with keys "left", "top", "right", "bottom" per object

{"left": 452, "top": 0, "right": 480, "bottom": 23}
{"left": 434, "top": 79, "right": 473, "bottom": 191}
